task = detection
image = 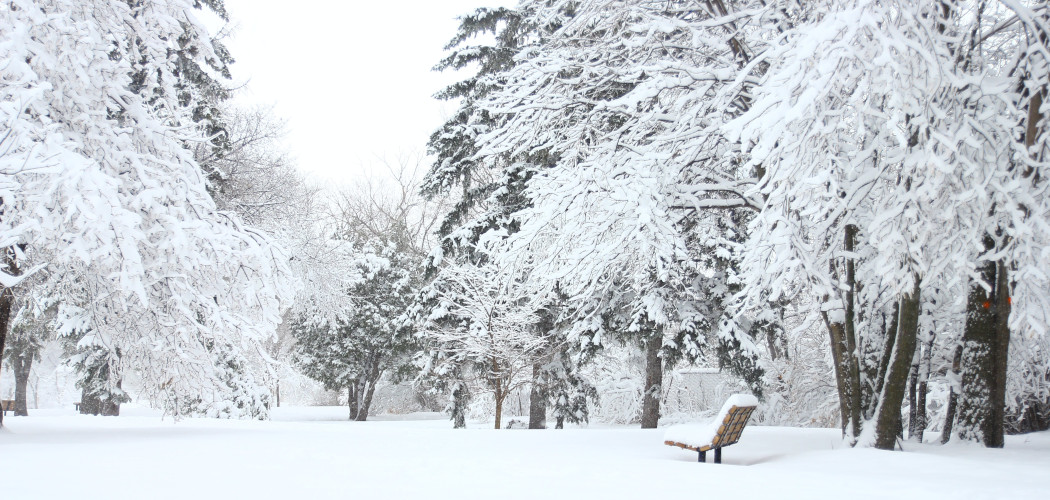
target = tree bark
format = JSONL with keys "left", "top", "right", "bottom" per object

{"left": 822, "top": 224, "right": 863, "bottom": 443}
{"left": 907, "top": 347, "right": 920, "bottom": 438}
{"left": 640, "top": 335, "right": 663, "bottom": 429}
{"left": 941, "top": 345, "right": 963, "bottom": 444}
{"left": 874, "top": 283, "right": 920, "bottom": 450}
{"left": 360, "top": 382, "right": 377, "bottom": 422}
{"left": 451, "top": 380, "right": 468, "bottom": 429}
{"left": 353, "top": 366, "right": 380, "bottom": 422}
{"left": 913, "top": 334, "right": 935, "bottom": 443}
{"left": 842, "top": 225, "right": 864, "bottom": 439}
{"left": 956, "top": 252, "right": 1010, "bottom": 448}
{"left": 13, "top": 353, "right": 32, "bottom": 416}
{"left": 528, "top": 363, "right": 547, "bottom": 429}
{"left": 347, "top": 386, "right": 358, "bottom": 421}
{"left": 871, "top": 303, "right": 900, "bottom": 418}
{"left": 0, "top": 287, "right": 11, "bottom": 427}
{"left": 822, "top": 314, "right": 852, "bottom": 438}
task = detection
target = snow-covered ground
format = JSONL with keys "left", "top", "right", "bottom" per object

{"left": 1, "top": 407, "right": 1047, "bottom": 499}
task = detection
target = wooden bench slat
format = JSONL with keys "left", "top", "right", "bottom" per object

{"left": 664, "top": 397, "right": 757, "bottom": 464}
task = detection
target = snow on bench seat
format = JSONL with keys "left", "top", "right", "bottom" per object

{"left": 663, "top": 394, "right": 758, "bottom": 463}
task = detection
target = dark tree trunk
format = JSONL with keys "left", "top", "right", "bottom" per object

{"left": 872, "top": 302, "right": 901, "bottom": 419}
{"left": 907, "top": 348, "right": 920, "bottom": 438}
{"left": 874, "top": 283, "right": 920, "bottom": 450}
{"left": 13, "top": 353, "right": 32, "bottom": 416}
{"left": 956, "top": 252, "right": 1010, "bottom": 448}
{"left": 822, "top": 224, "right": 863, "bottom": 443}
{"left": 355, "top": 367, "right": 380, "bottom": 422}
{"left": 842, "top": 225, "right": 864, "bottom": 439}
{"left": 347, "top": 386, "right": 361, "bottom": 421}
{"left": 640, "top": 336, "right": 663, "bottom": 429}
{"left": 823, "top": 316, "right": 852, "bottom": 437}
{"left": 941, "top": 345, "right": 963, "bottom": 444}
{"left": 915, "top": 379, "right": 929, "bottom": 442}
{"left": 358, "top": 381, "right": 377, "bottom": 422}
{"left": 490, "top": 356, "right": 507, "bottom": 429}
{"left": 451, "top": 381, "right": 468, "bottom": 429}
{"left": 528, "top": 363, "right": 547, "bottom": 429}
{"left": 494, "top": 384, "right": 505, "bottom": 430}
{"left": 555, "top": 416, "right": 565, "bottom": 429}
{"left": 913, "top": 334, "right": 935, "bottom": 443}
{"left": 0, "top": 283, "right": 11, "bottom": 428}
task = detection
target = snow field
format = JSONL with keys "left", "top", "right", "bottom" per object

{"left": 2, "top": 407, "right": 1048, "bottom": 500}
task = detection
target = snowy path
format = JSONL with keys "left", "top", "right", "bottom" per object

{"left": 1, "top": 408, "right": 1047, "bottom": 499}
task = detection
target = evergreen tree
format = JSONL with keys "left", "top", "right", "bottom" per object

{"left": 293, "top": 239, "right": 420, "bottom": 421}
{"left": 420, "top": 3, "right": 591, "bottom": 428}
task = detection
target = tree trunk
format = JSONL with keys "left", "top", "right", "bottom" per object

{"left": 359, "top": 382, "right": 377, "bottom": 422}
{"left": 353, "top": 366, "right": 381, "bottom": 422}
{"left": 941, "top": 345, "right": 963, "bottom": 444}
{"left": 347, "top": 386, "right": 358, "bottom": 421}
{"left": 451, "top": 380, "right": 468, "bottom": 429}
{"left": 822, "top": 315, "right": 852, "bottom": 437}
{"left": 494, "top": 385, "right": 504, "bottom": 430}
{"left": 913, "top": 334, "right": 935, "bottom": 443}
{"left": 956, "top": 252, "right": 1010, "bottom": 448}
{"left": 822, "top": 224, "right": 863, "bottom": 443}
{"left": 907, "top": 348, "right": 920, "bottom": 438}
{"left": 842, "top": 225, "right": 864, "bottom": 439}
{"left": 13, "top": 353, "right": 32, "bottom": 416}
{"left": 0, "top": 283, "right": 11, "bottom": 428}
{"left": 640, "top": 336, "right": 663, "bottom": 429}
{"left": 874, "top": 282, "right": 920, "bottom": 450}
{"left": 528, "top": 363, "right": 547, "bottom": 429}
{"left": 872, "top": 302, "right": 900, "bottom": 419}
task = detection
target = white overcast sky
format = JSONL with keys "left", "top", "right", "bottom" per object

{"left": 221, "top": 0, "right": 516, "bottom": 185}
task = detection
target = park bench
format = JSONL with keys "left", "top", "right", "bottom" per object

{"left": 1, "top": 399, "right": 15, "bottom": 416}
{"left": 663, "top": 394, "right": 758, "bottom": 463}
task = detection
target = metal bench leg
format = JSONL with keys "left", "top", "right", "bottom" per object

{"left": 698, "top": 450, "right": 706, "bottom": 463}
{"left": 714, "top": 448, "right": 722, "bottom": 464}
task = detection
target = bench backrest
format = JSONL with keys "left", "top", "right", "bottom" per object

{"left": 1, "top": 400, "right": 15, "bottom": 411}
{"left": 710, "top": 405, "right": 756, "bottom": 448}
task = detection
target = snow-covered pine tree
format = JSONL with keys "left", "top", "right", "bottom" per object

{"left": 292, "top": 238, "right": 420, "bottom": 421}
{"left": 421, "top": 2, "right": 590, "bottom": 428}
{"left": 472, "top": 0, "right": 775, "bottom": 428}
